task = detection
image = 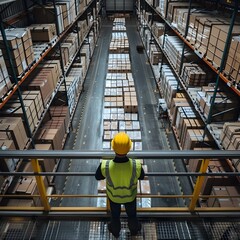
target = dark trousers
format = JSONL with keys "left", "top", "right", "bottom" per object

{"left": 109, "top": 198, "right": 140, "bottom": 235}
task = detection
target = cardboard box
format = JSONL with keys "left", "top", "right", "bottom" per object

{"left": 97, "top": 179, "right": 106, "bottom": 193}
{"left": 36, "top": 128, "right": 62, "bottom": 150}
{"left": 140, "top": 180, "right": 151, "bottom": 194}
{"left": 28, "top": 24, "right": 57, "bottom": 42}
{"left": 35, "top": 143, "right": 56, "bottom": 182}
{"left": 0, "top": 117, "right": 28, "bottom": 149}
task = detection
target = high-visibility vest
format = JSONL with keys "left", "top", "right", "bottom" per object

{"left": 101, "top": 158, "right": 141, "bottom": 203}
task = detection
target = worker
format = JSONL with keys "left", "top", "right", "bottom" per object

{"left": 95, "top": 132, "right": 145, "bottom": 238}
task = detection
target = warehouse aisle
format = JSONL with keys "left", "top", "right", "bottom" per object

{"left": 53, "top": 18, "right": 188, "bottom": 209}
{"left": 53, "top": 21, "right": 113, "bottom": 208}
{"left": 126, "top": 18, "right": 186, "bottom": 207}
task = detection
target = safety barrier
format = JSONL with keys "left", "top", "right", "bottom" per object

{"left": 0, "top": 150, "right": 240, "bottom": 217}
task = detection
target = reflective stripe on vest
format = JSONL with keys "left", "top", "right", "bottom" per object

{"left": 101, "top": 158, "right": 141, "bottom": 203}
{"left": 105, "top": 159, "right": 137, "bottom": 190}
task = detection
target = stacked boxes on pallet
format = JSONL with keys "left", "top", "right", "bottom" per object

{"left": 108, "top": 54, "right": 131, "bottom": 72}
{"left": 33, "top": 1, "right": 75, "bottom": 34}
{"left": 206, "top": 25, "right": 240, "bottom": 67}
{"left": 220, "top": 122, "right": 240, "bottom": 151}
{"left": 163, "top": 35, "right": 198, "bottom": 73}
{"left": 36, "top": 106, "right": 70, "bottom": 150}
{"left": 224, "top": 36, "right": 240, "bottom": 84}
{"left": 149, "top": 43, "right": 162, "bottom": 66}
{"left": 61, "top": 33, "right": 79, "bottom": 68}
{"left": 181, "top": 63, "right": 207, "bottom": 87}
{"left": 0, "top": 90, "right": 44, "bottom": 134}
{"left": 159, "top": 65, "right": 178, "bottom": 108}
{"left": 196, "top": 86, "right": 239, "bottom": 122}
{"left": 207, "top": 186, "right": 240, "bottom": 208}
{"left": 158, "top": 1, "right": 240, "bottom": 85}
{"left": 28, "top": 24, "right": 57, "bottom": 42}
{"left": 0, "top": 28, "right": 35, "bottom": 77}
{"left": 0, "top": 117, "right": 28, "bottom": 150}
{"left": 77, "top": 19, "right": 88, "bottom": 43}
{"left": 109, "top": 32, "right": 129, "bottom": 53}
{"left": 9, "top": 162, "right": 48, "bottom": 207}
{"left": 0, "top": 49, "right": 12, "bottom": 99}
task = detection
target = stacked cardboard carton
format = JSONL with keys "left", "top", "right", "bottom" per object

{"left": 155, "top": 2, "right": 240, "bottom": 83}
{"left": 35, "top": 143, "right": 56, "bottom": 182}
{"left": 167, "top": 2, "right": 200, "bottom": 25}
{"left": 224, "top": 36, "right": 240, "bottom": 83}
{"left": 10, "top": 162, "right": 48, "bottom": 206}
{"left": 206, "top": 25, "right": 240, "bottom": 67}
{"left": 36, "top": 106, "right": 70, "bottom": 150}
{"left": 0, "top": 49, "right": 12, "bottom": 99}
{"left": 109, "top": 32, "right": 129, "bottom": 53}
{"left": 0, "top": 117, "right": 28, "bottom": 150}
{"left": 22, "top": 60, "right": 61, "bottom": 107}
{"left": 77, "top": 19, "right": 88, "bottom": 43}
{"left": 188, "top": 147, "right": 215, "bottom": 172}
{"left": 181, "top": 63, "right": 207, "bottom": 87}
{"left": 102, "top": 19, "right": 142, "bottom": 149}
{"left": 196, "top": 86, "right": 239, "bottom": 122}
{"left": 108, "top": 54, "right": 131, "bottom": 72}
{"left": 207, "top": 186, "right": 240, "bottom": 208}
{"left": 61, "top": 33, "right": 79, "bottom": 67}
{"left": 149, "top": 43, "right": 161, "bottom": 65}
{"left": 0, "top": 90, "right": 44, "bottom": 133}
{"left": 201, "top": 159, "right": 235, "bottom": 196}
{"left": 59, "top": 72, "right": 83, "bottom": 114}
{"left": 0, "top": 28, "right": 35, "bottom": 77}
{"left": 159, "top": 65, "right": 178, "bottom": 108}
{"left": 33, "top": 2, "right": 76, "bottom": 34}
{"left": 164, "top": 35, "right": 198, "bottom": 72}
{"left": 28, "top": 24, "right": 57, "bottom": 42}
{"left": 220, "top": 122, "right": 240, "bottom": 151}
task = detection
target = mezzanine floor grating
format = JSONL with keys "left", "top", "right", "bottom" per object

{"left": 0, "top": 217, "right": 240, "bottom": 239}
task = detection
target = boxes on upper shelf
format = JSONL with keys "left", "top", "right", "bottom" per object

{"left": 194, "top": 17, "right": 230, "bottom": 56}
{"left": 33, "top": 4, "right": 65, "bottom": 33}
{"left": 206, "top": 25, "right": 240, "bottom": 68}
{"left": 0, "top": 49, "right": 12, "bottom": 99}
{"left": 0, "top": 91, "right": 44, "bottom": 134}
{"left": 35, "top": 143, "right": 56, "bottom": 182}
{"left": 220, "top": 122, "right": 240, "bottom": 150}
{"left": 0, "top": 28, "right": 35, "bottom": 77}
{"left": 181, "top": 63, "right": 207, "bottom": 87}
{"left": 196, "top": 87, "right": 239, "bottom": 122}
{"left": 224, "top": 36, "right": 240, "bottom": 84}
{"left": 28, "top": 24, "right": 57, "bottom": 42}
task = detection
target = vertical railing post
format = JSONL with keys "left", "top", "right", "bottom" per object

{"left": 106, "top": 198, "right": 110, "bottom": 213}
{"left": 189, "top": 158, "right": 210, "bottom": 211}
{"left": 31, "top": 159, "right": 50, "bottom": 211}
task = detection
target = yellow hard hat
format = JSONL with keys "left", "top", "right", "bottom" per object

{"left": 111, "top": 132, "right": 132, "bottom": 155}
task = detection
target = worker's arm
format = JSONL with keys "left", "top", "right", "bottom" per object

{"left": 95, "top": 163, "right": 105, "bottom": 180}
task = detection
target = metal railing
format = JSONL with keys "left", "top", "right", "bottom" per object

{"left": 0, "top": 150, "right": 240, "bottom": 217}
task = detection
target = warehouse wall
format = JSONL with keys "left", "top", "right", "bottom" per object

{"left": 106, "top": 0, "right": 133, "bottom": 11}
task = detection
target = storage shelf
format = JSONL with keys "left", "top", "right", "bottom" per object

{"left": 139, "top": 19, "right": 227, "bottom": 150}
{"left": 145, "top": 1, "right": 240, "bottom": 97}
{"left": 0, "top": 0, "right": 95, "bottom": 110}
